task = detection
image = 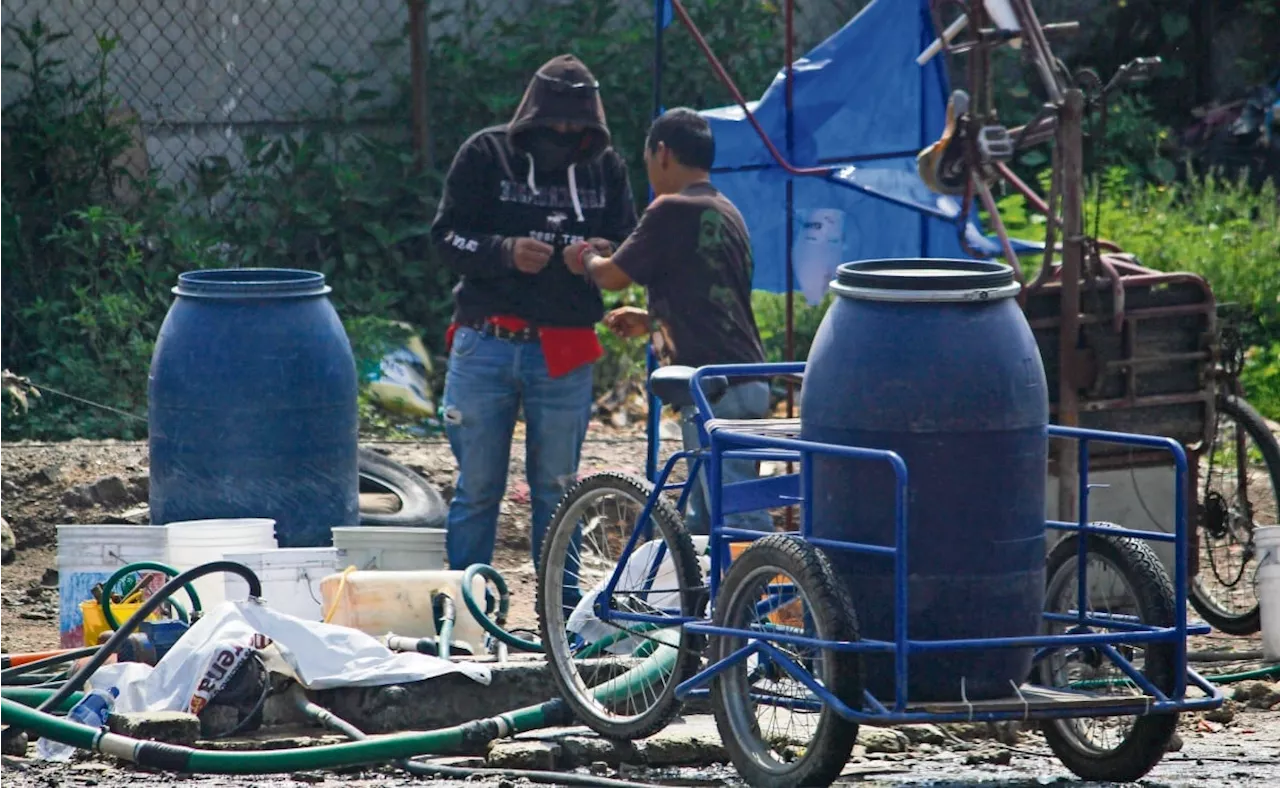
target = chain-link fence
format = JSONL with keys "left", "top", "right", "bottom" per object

{"left": 2, "top": 0, "right": 867, "bottom": 190}
{"left": 2, "top": 0, "right": 415, "bottom": 187}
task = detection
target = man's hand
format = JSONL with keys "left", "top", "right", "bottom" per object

{"left": 563, "top": 241, "right": 594, "bottom": 275}
{"left": 586, "top": 237, "right": 614, "bottom": 255}
{"left": 510, "top": 238, "right": 554, "bottom": 274}
{"left": 604, "top": 306, "right": 650, "bottom": 339}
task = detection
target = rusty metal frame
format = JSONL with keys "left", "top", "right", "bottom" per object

{"left": 931, "top": 0, "right": 1218, "bottom": 555}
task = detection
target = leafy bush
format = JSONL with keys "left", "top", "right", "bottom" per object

{"left": 1, "top": 21, "right": 202, "bottom": 439}
{"left": 751, "top": 291, "right": 831, "bottom": 365}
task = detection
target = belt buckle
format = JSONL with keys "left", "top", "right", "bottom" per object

{"left": 483, "top": 322, "right": 534, "bottom": 342}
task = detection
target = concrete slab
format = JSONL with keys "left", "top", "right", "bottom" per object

{"left": 108, "top": 711, "right": 200, "bottom": 745}
{"left": 262, "top": 656, "right": 709, "bottom": 736}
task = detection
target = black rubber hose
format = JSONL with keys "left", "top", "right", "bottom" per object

{"left": 1188, "top": 650, "right": 1266, "bottom": 663}
{"left": 36, "top": 561, "right": 262, "bottom": 715}
{"left": 290, "top": 687, "right": 663, "bottom": 788}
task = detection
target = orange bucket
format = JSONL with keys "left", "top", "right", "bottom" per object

{"left": 728, "top": 542, "right": 805, "bottom": 629}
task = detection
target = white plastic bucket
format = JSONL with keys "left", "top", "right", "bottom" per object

{"left": 331, "top": 526, "right": 445, "bottom": 572}
{"left": 223, "top": 547, "right": 340, "bottom": 620}
{"left": 1256, "top": 525, "right": 1280, "bottom": 661}
{"left": 56, "top": 525, "right": 170, "bottom": 647}
{"left": 165, "top": 519, "right": 278, "bottom": 612}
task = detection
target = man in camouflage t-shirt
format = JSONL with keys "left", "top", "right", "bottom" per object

{"left": 564, "top": 107, "right": 770, "bottom": 534}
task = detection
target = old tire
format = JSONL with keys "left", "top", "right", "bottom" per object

{"left": 357, "top": 447, "right": 446, "bottom": 528}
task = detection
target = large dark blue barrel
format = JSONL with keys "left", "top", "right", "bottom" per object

{"left": 801, "top": 259, "right": 1048, "bottom": 702}
{"left": 149, "top": 269, "right": 359, "bottom": 547}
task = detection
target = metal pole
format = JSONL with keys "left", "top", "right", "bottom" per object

{"left": 645, "top": 0, "right": 666, "bottom": 484}
{"left": 408, "top": 0, "right": 431, "bottom": 172}
{"left": 1056, "top": 89, "right": 1085, "bottom": 523}
{"left": 782, "top": 0, "right": 796, "bottom": 531}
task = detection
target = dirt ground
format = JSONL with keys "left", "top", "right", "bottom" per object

{"left": 0, "top": 423, "right": 668, "bottom": 652}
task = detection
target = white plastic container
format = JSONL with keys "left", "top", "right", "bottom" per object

{"left": 164, "top": 519, "right": 277, "bottom": 612}
{"left": 224, "top": 547, "right": 340, "bottom": 620}
{"left": 1255, "top": 525, "right": 1280, "bottom": 661}
{"left": 56, "top": 525, "right": 170, "bottom": 647}
{"left": 319, "top": 569, "right": 488, "bottom": 654}
{"left": 331, "top": 526, "right": 445, "bottom": 571}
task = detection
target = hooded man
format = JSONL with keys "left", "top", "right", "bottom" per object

{"left": 431, "top": 55, "right": 637, "bottom": 579}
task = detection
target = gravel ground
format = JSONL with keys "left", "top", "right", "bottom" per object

{"left": 3, "top": 436, "right": 1279, "bottom": 787}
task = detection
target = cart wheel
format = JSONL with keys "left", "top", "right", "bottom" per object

{"left": 1190, "top": 394, "right": 1278, "bottom": 635}
{"left": 537, "top": 472, "right": 702, "bottom": 740}
{"left": 710, "top": 535, "right": 862, "bottom": 788}
{"left": 1039, "top": 529, "right": 1178, "bottom": 783}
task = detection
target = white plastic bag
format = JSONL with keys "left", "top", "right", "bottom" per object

{"left": 90, "top": 599, "right": 488, "bottom": 714}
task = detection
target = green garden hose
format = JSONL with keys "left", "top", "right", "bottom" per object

{"left": 0, "top": 624, "right": 681, "bottom": 774}
{"left": 1071, "top": 662, "right": 1280, "bottom": 690}
{"left": 460, "top": 564, "right": 543, "bottom": 653}
{"left": 101, "top": 561, "right": 203, "bottom": 630}
{"left": 573, "top": 623, "right": 663, "bottom": 660}
{"left": 1, "top": 687, "right": 83, "bottom": 713}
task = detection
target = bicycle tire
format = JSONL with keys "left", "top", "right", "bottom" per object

{"left": 1189, "top": 394, "right": 1279, "bottom": 635}
{"left": 1040, "top": 530, "right": 1178, "bottom": 783}
{"left": 710, "top": 535, "right": 862, "bottom": 788}
{"left": 536, "top": 472, "right": 702, "bottom": 740}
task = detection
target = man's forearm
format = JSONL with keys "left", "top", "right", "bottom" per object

{"left": 583, "top": 250, "right": 632, "bottom": 291}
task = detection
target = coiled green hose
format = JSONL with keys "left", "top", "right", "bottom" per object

{"left": 460, "top": 564, "right": 543, "bottom": 652}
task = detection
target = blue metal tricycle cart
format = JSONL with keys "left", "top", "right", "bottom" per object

{"left": 535, "top": 355, "right": 1224, "bottom": 788}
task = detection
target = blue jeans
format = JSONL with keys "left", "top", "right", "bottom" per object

{"left": 679, "top": 380, "right": 773, "bottom": 535}
{"left": 442, "top": 327, "right": 593, "bottom": 574}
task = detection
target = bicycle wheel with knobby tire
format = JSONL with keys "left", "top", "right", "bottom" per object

{"left": 1039, "top": 529, "right": 1179, "bottom": 783}
{"left": 1190, "top": 394, "right": 1279, "bottom": 635}
{"left": 536, "top": 472, "right": 702, "bottom": 740}
{"left": 710, "top": 535, "right": 862, "bottom": 788}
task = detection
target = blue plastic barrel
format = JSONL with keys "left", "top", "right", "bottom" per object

{"left": 149, "top": 269, "right": 358, "bottom": 548}
{"left": 801, "top": 259, "right": 1048, "bottom": 702}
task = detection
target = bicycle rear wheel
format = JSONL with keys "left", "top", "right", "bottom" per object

{"left": 1190, "top": 394, "right": 1279, "bottom": 634}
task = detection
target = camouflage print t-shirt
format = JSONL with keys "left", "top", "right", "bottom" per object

{"left": 611, "top": 182, "right": 765, "bottom": 370}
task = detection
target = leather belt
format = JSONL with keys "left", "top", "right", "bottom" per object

{"left": 463, "top": 319, "right": 539, "bottom": 343}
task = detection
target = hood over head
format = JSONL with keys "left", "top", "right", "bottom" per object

{"left": 509, "top": 55, "right": 610, "bottom": 172}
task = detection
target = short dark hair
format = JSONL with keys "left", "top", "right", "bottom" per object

{"left": 646, "top": 108, "right": 715, "bottom": 171}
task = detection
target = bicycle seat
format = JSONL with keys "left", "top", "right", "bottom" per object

{"left": 649, "top": 366, "right": 729, "bottom": 409}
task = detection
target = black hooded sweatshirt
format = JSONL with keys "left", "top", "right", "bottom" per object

{"left": 430, "top": 55, "right": 637, "bottom": 328}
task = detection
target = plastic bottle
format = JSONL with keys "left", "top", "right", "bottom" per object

{"left": 34, "top": 686, "right": 119, "bottom": 762}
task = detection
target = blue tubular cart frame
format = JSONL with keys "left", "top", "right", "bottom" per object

{"left": 595, "top": 362, "right": 1223, "bottom": 725}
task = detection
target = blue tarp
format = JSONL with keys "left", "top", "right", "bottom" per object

{"left": 697, "top": 0, "right": 1039, "bottom": 301}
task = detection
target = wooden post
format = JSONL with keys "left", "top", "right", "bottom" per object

{"left": 408, "top": 0, "right": 431, "bottom": 172}
{"left": 1056, "top": 88, "right": 1085, "bottom": 524}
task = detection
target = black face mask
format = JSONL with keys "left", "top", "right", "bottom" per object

{"left": 524, "top": 128, "right": 585, "bottom": 172}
